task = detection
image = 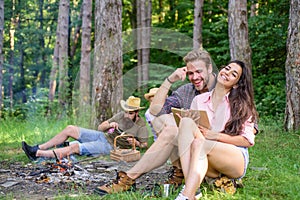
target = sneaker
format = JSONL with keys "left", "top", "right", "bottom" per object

{"left": 180, "top": 185, "right": 202, "bottom": 200}
{"left": 22, "top": 141, "right": 39, "bottom": 161}
{"left": 94, "top": 171, "right": 136, "bottom": 195}
{"left": 195, "top": 187, "right": 203, "bottom": 199}
{"left": 164, "top": 166, "right": 184, "bottom": 188}
{"left": 175, "top": 192, "right": 189, "bottom": 200}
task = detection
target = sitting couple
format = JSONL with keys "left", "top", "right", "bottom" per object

{"left": 95, "top": 49, "right": 258, "bottom": 200}
{"left": 22, "top": 96, "right": 149, "bottom": 161}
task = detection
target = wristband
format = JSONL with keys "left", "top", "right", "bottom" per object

{"left": 166, "top": 77, "right": 174, "bottom": 84}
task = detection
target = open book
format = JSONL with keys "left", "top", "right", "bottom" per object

{"left": 171, "top": 107, "right": 211, "bottom": 129}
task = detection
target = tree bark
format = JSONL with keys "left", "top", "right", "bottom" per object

{"left": 93, "top": 0, "right": 123, "bottom": 127}
{"left": 193, "top": 0, "right": 204, "bottom": 49}
{"left": 49, "top": 3, "right": 62, "bottom": 103}
{"left": 79, "top": 0, "right": 92, "bottom": 119}
{"left": 38, "top": 0, "right": 47, "bottom": 88}
{"left": 284, "top": 0, "right": 300, "bottom": 131}
{"left": 228, "top": 0, "right": 252, "bottom": 69}
{"left": 9, "top": 12, "right": 17, "bottom": 111}
{"left": 19, "top": 42, "right": 26, "bottom": 103}
{"left": 137, "top": 0, "right": 151, "bottom": 91}
{"left": 0, "top": 0, "right": 3, "bottom": 117}
{"left": 70, "top": 5, "right": 83, "bottom": 59}
{"left": 57, "top": 0, "right": 70, "bottom": 113}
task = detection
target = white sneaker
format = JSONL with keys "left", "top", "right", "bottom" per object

{"left": 178, "top": 185, "right": 202, "bottom": 200}
{"left": 175, "top": 193, "right": 189, "bottom": 200}
{"left": 195, "top": 188, "right": 202, "bottom": 199}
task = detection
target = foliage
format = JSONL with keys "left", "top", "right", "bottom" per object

{"left": 1, "top": 0, "right": 290, "bottom": 119}
{"left": 254, "top": 73, "right": 286, "bottom": 117}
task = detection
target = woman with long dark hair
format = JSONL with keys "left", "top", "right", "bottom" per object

{"left": 175, "top": 60, "right": 258, "bottom": 200}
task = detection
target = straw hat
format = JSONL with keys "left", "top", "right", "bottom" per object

{"left": 120, "top": 96, "right": 145, "bottom": 112}
{"left": 144, "top": 88, "right": 159, "bottom": 101}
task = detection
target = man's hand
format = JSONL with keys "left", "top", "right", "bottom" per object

{"left": 127, "top": 137, "right": 147, "bottom": 148}
{"left": 167, "top": 66, "right": 187, "bottom": 83}
{"left": 109, "top": 122, "right": 119, "bottom": 129}
{"left": 127, "top": 137, "right": 136, "bottom": 146}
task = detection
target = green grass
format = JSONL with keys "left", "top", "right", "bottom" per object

{"left": 0, "top": 116, "right": 299, "bottom": 199}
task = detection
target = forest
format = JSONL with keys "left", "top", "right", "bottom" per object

{"left": 0, "top": 0, "right": 294, "bottom": 129}
{"left": 0, "top": 1, "right": 300, "bottom": 199}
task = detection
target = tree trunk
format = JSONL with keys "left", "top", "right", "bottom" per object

{"left": 284, "top": 0, "right": 300, "bottom": 131}
{"left": 228, "top": 0, "right": 252, "bottom": 69}
{"left": 137, "top": 0, "right": 142, "bottom": 88}
{"left": 57, "top": 0, "right": 70, "bottom": 113}
{"left": 169, "top": 0, "right": 175, "bottom": 23}
{"left": 79, "top": 0, "right": 92, "bottom": 120}
{"left": 70, "top": 5, "right": 83, "bottom": 59}
{"left": 92, "top": 0, "right": 123, "bottom": 127}
{"left": 38, "top": 0, "right": 47, "bottom": 88}
{"left": 48, "top": 4, "right": 62, "bottom": 103}
{"left": 193, "top": 0, "right": 204, "bottom": 49}
{"left": 144, "top": 0, "right": 151, "bottom": 87}
{"left": 158, "top": 0, "right": 163, "bottom": 22}
{"left": 48, "top": 43, "right": 58, "bottom": 103}
{"left": 19, "top": 44, "right": 26, "bottom": 103}
{"left": 0, "top": 0, "right": 3, "bottom": 118}
{"left": 9, "top": 17, "right": 16, "bottom": 111}
{"left": 137, "top": 0, "right": 151, "bottom": 91}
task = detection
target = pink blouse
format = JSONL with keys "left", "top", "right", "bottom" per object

{"left": 190, "top": 91, "right": 255, "bottom": 146}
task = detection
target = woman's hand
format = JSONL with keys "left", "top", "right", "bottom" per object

{"left": 198, "top": 126, "right": 220, "bottom": 141}
{"left": 176, "top": 109, "right": 201, "bottom": 123}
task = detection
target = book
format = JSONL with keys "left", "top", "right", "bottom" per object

{"left": 171, "top": 107, "right": 211, "bottom": 129}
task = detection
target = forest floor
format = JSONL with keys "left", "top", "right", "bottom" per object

{"left": 0, "top": 156, "right": 171, "bottom": 199}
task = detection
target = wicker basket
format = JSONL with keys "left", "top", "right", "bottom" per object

{"left": 110, "top": 134, "right": 140, "bottom": 162}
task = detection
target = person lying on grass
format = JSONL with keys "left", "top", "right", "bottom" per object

{"left": 21, "top": 96, "right": 148, "bottom": 161}
{"left": 175, "top": 60, "right": 259, "bottom": 200}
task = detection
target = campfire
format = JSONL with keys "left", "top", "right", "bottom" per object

{"left": 32, "top": 151, "right": 77, "bottom": 184}
{"left": 0, "top": 157, "right": 170, "bottom": 198}
{"left": 34, "top": 164, "right": 72, "bottom": 183}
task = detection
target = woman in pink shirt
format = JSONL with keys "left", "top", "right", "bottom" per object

{"left": 175, "top": 60, "right": 258, "bottom": 200}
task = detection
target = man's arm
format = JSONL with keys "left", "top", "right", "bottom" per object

{"left": 98, "top": 121, "right": 110, "bottom": 131}
{"left": 98, "top": 121, "right": 119, "bottom": 131}
{"left": 150, "top": 67, "right": 187, "bottom": 115}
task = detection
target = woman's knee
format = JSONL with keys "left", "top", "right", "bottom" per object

{"left": 191, "top": 138, "right": 204, "bottom": 151}
{"left": 179, "top": 117, "right": 196, "bottom": 130}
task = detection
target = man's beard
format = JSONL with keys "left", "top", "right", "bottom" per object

{"left": 132, "top": 115, "right": 137, "bottom": 122}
